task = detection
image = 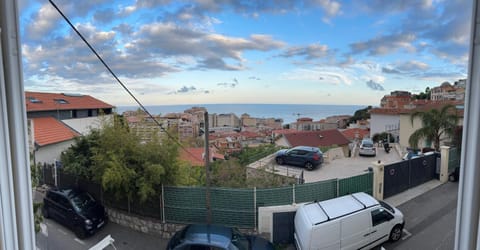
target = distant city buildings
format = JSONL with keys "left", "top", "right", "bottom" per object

{"left": 430, "top": 79, "right": 466, "bottom": 101}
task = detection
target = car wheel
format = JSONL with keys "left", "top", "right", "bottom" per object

{"left": 389, "top": 225, "right": 403, "bottom": 242}
{"left": 42, "top": 206, "right": 50, "bottom": 218}
{"left": 276, "top": 157, "right": 284, "bottom": 165}
{"left": 305, "top": 162, "right": 314, "bottom": 171}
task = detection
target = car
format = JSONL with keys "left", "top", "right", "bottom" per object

{"left": 166, "top": 224, "right": 274, "bottom": 250}
{"left": 402, "top": 151, "right": 422, "bottom": 160}
{"left": 42, "top": 188, "right": 107, "bottom": 238}
{"left": 359, "top": 139, "right": 376, "bottom": 156}
{"left": 275, "top": 146, "right": 323, "bottom": 170}
{"left": 294, "top": 192, "right": 405, "bottom": 250}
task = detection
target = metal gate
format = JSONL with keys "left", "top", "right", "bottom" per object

{"left": 272, "top": 211, "right": 296, "bottom": 244}
{"left": 383, "top": 153, "right": 438, "bottom": 199}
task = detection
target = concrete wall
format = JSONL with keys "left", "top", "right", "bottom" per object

{"left": 35, "top": 140, "right": 74, "bottom": 165}
{"left": 370, "top": 113, "right": 400, "bottom": 140}
{"left": 258, "top": 204, "right": 303, "bottom": 241}
{"left": 62, "top": 114, "right": 113, "bottom": 135}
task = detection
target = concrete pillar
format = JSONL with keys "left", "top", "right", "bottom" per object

{"left": 440, "top": 146, "right": 450, "bottom": 183}
{"left": 371, "top": 161, "right": 385, "bottom": 200}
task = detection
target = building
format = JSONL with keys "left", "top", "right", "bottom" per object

{"left": 26, "top": 91, "right": 115, "bottom": 165}
{"left": 369, "top": 108, "right": 404, "bottom": 142}
{"left": 179, "top": 147, "right": 225, "bottom": 166}
{"left": 380, "top": 91, "right": 413, "bottom": 109}
{"left": 209, "top": 113, "right": 240, "bottom": 129}
{"left": 431, "top": 80, "right": 466, "bottom": 101}
{"left": 398, "top": 103, "right": 464, "bottom": 151}
{"left": 290, "top": 117, "right": 338, "bottom": 131}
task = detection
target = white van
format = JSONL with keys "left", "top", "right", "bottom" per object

{"left": 294, "top": 192, "right": 404, "bottom": 250}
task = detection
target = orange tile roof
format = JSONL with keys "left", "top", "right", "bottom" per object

{"left": 341, "top": 128, "right": 370, "bottom": 141}
{"left": 179, "top": 147, "right": 225, "bottom": 166}
{"left": 33, "top": 117, "right": 79, "bottom": 146}
{"left": 25, "top": 91, "right": 114, "bottom": 112}
{"left": 282, "top": 129, "right": 350, "bottom": 148}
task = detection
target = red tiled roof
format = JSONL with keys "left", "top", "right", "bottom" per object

{"left": 180, "top": 147, "right": 225, "bottom": 166}
{"left": 282, "top": 129, "right": 350, "bottom": 148}
{"left": 25, "top": 91, "right": 114, "bottom": 112}
{"left": 341, "top": 128, "right": 370, "bottom": 141}
{"left": 33, "top": 117, "right": 79, "bottom": 146}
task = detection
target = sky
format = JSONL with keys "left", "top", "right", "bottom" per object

{"left": 19, "top": 0, "right": 472, "bottom": 106}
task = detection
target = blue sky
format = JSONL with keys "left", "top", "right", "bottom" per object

{"left": 19, "top": 0, "right": 471, "bottom": 106}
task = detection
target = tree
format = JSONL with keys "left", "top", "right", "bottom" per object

{"left": 61, "top": 116, "right": 181, "bottom": 203}
{"left": 349, "top": 106, "right": 372, "bottom": 124}
{"left": 408, "top": 104, "right": 458, "bottom": 151}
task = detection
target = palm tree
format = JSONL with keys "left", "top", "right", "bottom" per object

{"left": 408, "top": 104, "right": 459, "bottom": 151}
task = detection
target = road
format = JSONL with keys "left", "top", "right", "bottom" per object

{"left": 382, "top": 181, "right": 458, "bottom": 249}
{"left": 36, "top": 218, "right": 168, "bottom": 250}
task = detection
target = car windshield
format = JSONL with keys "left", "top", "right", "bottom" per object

{"left": 363, "top": 142, "right": 373, "bottom": 147}
{"left": 70, "top": 192, "right": 96, "bottom": 212}
{"left": 379, "top": 200, "right": 395, "bottom": 214}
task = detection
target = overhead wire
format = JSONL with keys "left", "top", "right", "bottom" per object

{"left": 48, "top": 0, "right": 205, "bottom": 163}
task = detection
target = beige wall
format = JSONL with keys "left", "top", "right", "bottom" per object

{"left": 399, "top": 114, "right": 464, "bottom": 151}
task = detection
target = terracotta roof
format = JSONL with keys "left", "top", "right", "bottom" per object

{"left": 282, "top": 129, "right": 350, "bottom": 148}
{"left": 370, "top": 108, "right": 412, "bottom": 115}
{"left": 33, "top": 117, "right": 79, "bottom": 146}
{"left": 340, "top": 128, "right": 370, "bottom": 141}
{"left": 180, "top": 147, "right": 225, "bottom": 166}
{"left": 25, "top": 91, "right": 114, "bottom": 112}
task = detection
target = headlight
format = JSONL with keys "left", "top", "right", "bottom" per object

{"left": 85, "top": 219, "right": 92, "bottom": 225}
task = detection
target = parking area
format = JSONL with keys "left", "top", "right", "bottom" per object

{"left": 252, "top": 145, "right": 403, "bottom": 183}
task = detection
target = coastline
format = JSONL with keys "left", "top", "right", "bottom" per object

{"left": 117, "top": 103, "right": 367, "bottom": 124}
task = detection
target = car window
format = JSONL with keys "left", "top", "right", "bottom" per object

{"left": 58, "top": 195, "right": 72, "bottom": 209}
{"left": 371, "top": 208, "right": 394, "bottom": 226}
{"left": 71, "top": 192, "right": 96, "bottom": 212}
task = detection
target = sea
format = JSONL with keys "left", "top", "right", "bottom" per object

{"left": 117, "top": 104, "right": 367, "bottom": 124}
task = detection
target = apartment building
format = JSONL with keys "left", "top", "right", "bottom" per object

{"left": 26, "top": 91, "right": 115, "bottom": 164}
{"left": 431, "top": 80, "right": 466, "bottom": 101}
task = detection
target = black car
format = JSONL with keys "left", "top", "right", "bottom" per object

{"left": 275, "top": 146, "right": 323, "bottom": 170}
{"left": 167, "top": 224, "right": 274, "bottom": 250}
{"left": 42, "top": 188, "right": 107, "bottom": 238}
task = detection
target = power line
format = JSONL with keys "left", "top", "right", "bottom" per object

{"left": 48, "top": 0, "right": 204, "bottom": 163}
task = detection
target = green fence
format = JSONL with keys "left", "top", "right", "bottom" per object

{"left": 162, "top": 172, "right": 373, "bottom": 228}
{"left": 47, "top": 164, "right": 373, "bottom": 229}
{"left": 449, "top": 147, "right": 461, "bottom": 173}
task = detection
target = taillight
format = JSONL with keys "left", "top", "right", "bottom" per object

{"left": 313, "top": 153, "right": 319, "bottom": 161}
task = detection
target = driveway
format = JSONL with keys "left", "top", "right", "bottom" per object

{"left": 260, "top": 145, "right": 402, "bottom": 183}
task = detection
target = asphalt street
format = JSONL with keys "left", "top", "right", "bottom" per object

{"left": 382, "top": 181, "right": 458, "bottom": 250}
{"left": 36, "top": 218, "right": 168, "bottom": 250}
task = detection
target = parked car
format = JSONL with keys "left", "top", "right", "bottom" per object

{"left": 275, "top": 146, "right": 323, "bottom": 170}
{"left": 294, "top": 192, "right": 405, "bottom": 250}
{"left": 42, "top": 188, "right": 107, "bottom": 238}
{"left": 359, "top": 139, "right": 376, "bottom": 156}
{"left": 402, "top": 151, "right": 422, "bottom": 160}
{"left": 166, "top": 224, "right": 274, "bottom": 250}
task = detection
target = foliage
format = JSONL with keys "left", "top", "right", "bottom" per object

{"left": 408, "top": 104, "right": 458, "bottom": 151}
{"left": 349, "top": 106, "right": 372, "bottom": 124}
{"left": 413, "top": 87, "right": 431, "bottom": 100}
{"left": 231, "top": 144, "right": 280, "bottom": 166}
{"left": 33, "top": 202, "right": 43, "bottom": 233}
{"left": 61, "top": 116, "right": 181, "bottom": 203}
{"left": 372, "top": 132, "right": 395, "bottom": 143}
{"left": 61, "top": 130, "right": 100, "bottom": 180}
{"left": 210, "top": 159, "right": 246, "bottom": 188}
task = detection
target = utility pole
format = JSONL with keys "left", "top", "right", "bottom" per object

{"left": 204, "top": 112, "right": 211, "bottom": 224}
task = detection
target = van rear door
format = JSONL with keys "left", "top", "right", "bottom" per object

{"left": 339, "top": 211, "right": 371, "bottom": 249}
